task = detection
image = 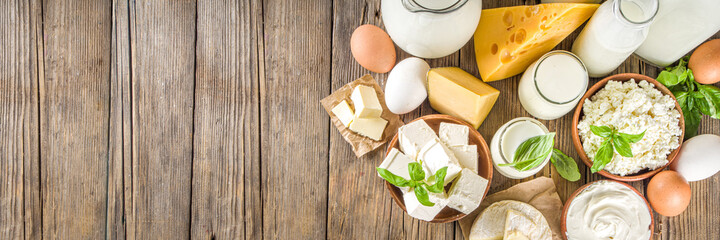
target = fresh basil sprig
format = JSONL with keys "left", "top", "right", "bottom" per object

{"left": 498, "top": 133, "right": 581, "bottom": 181}
{"left": 376, "top": 164, "right": 447, "bottom": 207}
{"left": 657, "top": 57, "right": 720, "bottom": 139}
{"left": 589, "top": 125, "right": 645, "bottom": 173}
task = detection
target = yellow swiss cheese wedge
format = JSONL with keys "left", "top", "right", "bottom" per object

{"left": 428, "top": 67, "right": 499, "bottom": 129}
{"left": 474, "top": 3, "right": 598, "bottom": 82}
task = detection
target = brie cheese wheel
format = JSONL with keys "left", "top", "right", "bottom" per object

{"left": 469, "top": 200, "right": 551, "bottom": 240}
{"left": 503, "top": 210, "right": 537, "bottom": 240}
{"left": 398, "top": 120, "right": 438, "bottom": 159}
{"left": 447, "top": 168, "right": 488, "bottom": 214}
{"left": 438, "top": 122, "right": 469, "bottom": 146}
{"left": 417, "top": 138, "right": 462, "bottom": 185}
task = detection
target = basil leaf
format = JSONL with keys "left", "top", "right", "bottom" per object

{"left": 656, "top": 70, "right": 680, "bottom": 87}
{"left": 425, "top": 167, "right": 447, "bottom": 193}
{"left": 376, "top": 167, "right": 410, "bottom": 187}
{"left": 698, "top": 85, "right": 720, "bottom": 119}
{"left": 683, "top": 107, "right": 701, "bottom": 139}
{"left": 617, "top": 130, "right": 645, "bottom": 143}
{"left": 550, "top": 149, "right": 581, "bottom": 182}
{"left": 612, "top": 136, "right": 633, "bottom": 158}
{"left": 590, "top": 125, "right": 613, "bottom": 138}
{"left": 414, "top": 186, "right": 434, "bottom": 207}
{"left": 591, "top": 140, "right": 614, "bottom": 173}
{"left": 408, "top": 162, "right": 425, "bottom": 181}
{"left": 511, "top": 133, "right": 556, "bottom": 171}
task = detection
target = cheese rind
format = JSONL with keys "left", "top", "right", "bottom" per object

{"left": 398, "top": 120, "right": 438, "bottom": 159}
{"left": 350, "top": 85, "right": 383, "bottom": 118}
{"left": 348, "top": 117, "right": 387, "bottom": 141}
{"left": 447, "top": 168, "right": 488, "bottom": 214}
{"left": 418, "top": 138, "right": 462, "bottom": 185}
{"left": 439, "top": 122, "right": 469, "bottom": 146}
{"left": 469, "top": 200, "right": 552, "bottom": 240}
{"left": 403, "top": 189, "right": 448, "bottom": 221}
{"left": 331, "top": 100, "right": 355, "bottom": 127}
{"left": 378, "top": 148, "right": 414, "bottom": 183}
{"left": 428, "top": 67, "right": 500, "bottom": 129}
{"left": 450, "top": 145, "right": 478, "bottom": 173}
{"left": 474, "top": 4, "right": 599, "bottom": 81}
{"left": 503, "top": 210, "right": 536, "bottom": 240}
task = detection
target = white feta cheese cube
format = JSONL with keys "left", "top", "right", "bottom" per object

{"left": 378, "top": 148, "right": 414, "bottom": 182}
{"left": 398, "top": 120, "right": 438, "bottom": 159}
{"left": 331, "top": 100, "right": 354, "bottom": 127}
{"left": 350, "top": 85, "right": 383, "bottom": 118}
{"left": 447, "top": 168, "right": 489, "bottom": 214}
{"left": 450, "top": 145, "right": 478, "bottom": 174}
{"left": 418, "top": 138, "right": 462, "bottom": 185}
{"left": 439, "top": 122, "right": 469, "bottom": 146}
{"left": 403, "top": 189, "right": 448, "bottom": 221}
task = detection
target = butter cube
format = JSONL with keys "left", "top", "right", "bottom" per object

{"left": 348, "top": 117, "right": 387, "bottom": 141}
{"left": 378, "top": 148, "right": 414, "bottom": 183}
{"left": 403, "top": 189, "right": 448, "bottom": 221}
{"left": 398, "top": 120, "right": 438, "bottom": 159}
{"left": 439, "top": 122, "right": 469, "bottom": 146}
{"left": 331, "top": 100, "right": 355, "bottom": 127}
{"left": 447, "top": 168, "right": 488, "bottom": 214}
{"left": 428, "top": 67, "right": 500, "bottom": 129}
{"left": 418, "top": 138, "right": 462, "bottom": 185}
{"left": 450, "top": 145, "right": 478, "bottom": 174}
{"left": 350, "top": 85, "right": 383, "bottom": 118}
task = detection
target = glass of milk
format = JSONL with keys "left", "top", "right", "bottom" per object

{"left": 381, "top": 0, "right": 482, "bottom": 59}
{"left": 518, "top": 51, "right": 588, "bottom": 120}
{"left": 490, "top": 117, "right": 551, "bottom": 179}
{"left": 572, "top": 0, "right": 659, "bottom": 77}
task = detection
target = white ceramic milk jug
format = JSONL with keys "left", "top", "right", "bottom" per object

{"left": 381, "top": 0, "right": 482, "bottom": 59}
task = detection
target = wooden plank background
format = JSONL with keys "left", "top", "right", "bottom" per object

{"left": 0, "top": 0, "right": 718, "bottom": 239}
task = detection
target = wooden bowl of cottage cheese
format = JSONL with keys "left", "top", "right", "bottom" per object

{"left": 571, "top": 73, "right": 685, "bottom": 181}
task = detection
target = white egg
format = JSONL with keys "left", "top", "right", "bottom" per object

{"left": 669, "top": 134, "right": 720, "bottom": 182}
{"left": 384, "top": 57, "right": 430, "bottom": 114}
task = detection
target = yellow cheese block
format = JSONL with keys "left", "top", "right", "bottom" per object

{"left": 428, "top": 67, "right": 499, "bottom": 129}
{"left": 474, "top": 3, "right": 598, "bottom": 82}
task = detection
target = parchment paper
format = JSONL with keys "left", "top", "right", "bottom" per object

{"left": 459, "top": 177, "right": 564, "bottom": 240}
{"left": 320, "top": 74, "right": 403, "bottom": 158}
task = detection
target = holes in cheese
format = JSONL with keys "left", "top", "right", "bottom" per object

{"left": 427, "top": 67, "right": 499, "bottom": 129}
{"left": 474, "top": 3, "right": 599, "bottom": 82}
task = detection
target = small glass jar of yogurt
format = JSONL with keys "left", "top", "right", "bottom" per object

{"left": 490, "top": 117, "right": 550, "bottom": 179}
{"left": 518, "top": 51, "right": 588, "bottom": 120}
{"left": 572, "top": 0, "right": 659, "bottom": 77}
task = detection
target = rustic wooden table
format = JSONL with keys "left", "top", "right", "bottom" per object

{"left": 1, "top": 0, "right": 718, "bottom": 239}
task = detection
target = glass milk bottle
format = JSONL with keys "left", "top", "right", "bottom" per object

{"left": 518, "top": 51, "right": 588, "bottom": 120}
{"left": 490, "top": 117, "right": 551, "bottom": 179}
{"left": 635, "top": 0, "right": 720, "bottom": 67}
{"left": 571, "top": 0, "right": 659, "bottom": 77}
{"left": 381, "top": 0, "right": 482, "bottom": 59}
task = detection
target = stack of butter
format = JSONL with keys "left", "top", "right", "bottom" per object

{"left": 379, "top": 120, "right": 489, "bottom": 221}
{"left": 331, "top": 85, "right": 388, "bottom": 140}
{"left": 469, "top": 200, "right": 551, "bottom": 240}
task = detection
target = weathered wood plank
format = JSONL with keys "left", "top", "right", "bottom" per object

{"left": 127, "top": 0, "right": 196, "bottom": 238}
{"left": 260, "top": 0, "right": 332, "bottom": 239}
{"left": 190, "top": 0, "right": 262, "bottom": 239}
{"left": 39, "top": 0, "right": 112, "bottom": 238}
{"left": 0, "top": 0, "right": 40, "bottom": 239}
{"left": 108, "top": 0, "right": 131, "bottom": 238}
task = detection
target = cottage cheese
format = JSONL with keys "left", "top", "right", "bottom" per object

{"left": 577, "top": 80, "right": 682, "bottom": 176}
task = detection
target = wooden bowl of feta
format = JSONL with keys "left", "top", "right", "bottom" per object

{"left": 382, "top": 114, "right": 493, "bottom": 223}
{"left": 571, "top": 73, "right": 685, "bottom": 181}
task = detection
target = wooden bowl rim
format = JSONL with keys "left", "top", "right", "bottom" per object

{"left": 384, "top": 114, "right": 493, "bottom": 223}
{"left": 571, "top": 73, "right": 685, "bottom": 181}
{"left": 561, "top": 179, "right": 654, "bottom": 240}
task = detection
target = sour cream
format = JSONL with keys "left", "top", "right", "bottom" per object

{"left": 566, "top": 181, "right": 652, "bottom": 240}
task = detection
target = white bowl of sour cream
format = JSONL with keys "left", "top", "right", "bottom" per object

{"left": 562, "top": 180, "right": 654, "bottom": 240}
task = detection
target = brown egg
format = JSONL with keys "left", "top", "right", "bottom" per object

{"left": 351, "top": 24, "right": 396, "bottom": 73}
{"left": 689, "top": 39, "right": 720, "bottom": 84}
{"left": 647, "top": 170, "right": 691, "bottom": 217}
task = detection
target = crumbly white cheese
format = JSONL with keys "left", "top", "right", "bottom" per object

{"left": 577, "top": 80, "right": 682, "bottom": 176}
{"left": 439, "top": 122, "right": 469, "bottom": 146}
